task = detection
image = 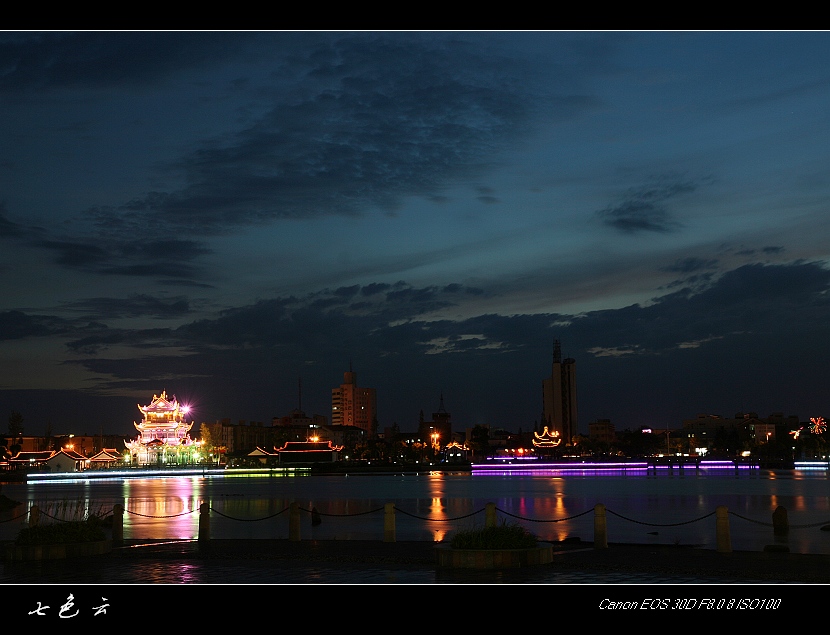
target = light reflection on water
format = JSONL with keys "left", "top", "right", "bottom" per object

{"left": 2, "top": 469, "right": 830, "bottom": 553}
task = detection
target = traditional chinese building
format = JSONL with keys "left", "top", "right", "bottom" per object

{"left": 274, "top": 439, "right": 343, "bottom": 464}
{"left": 125, "top": 391, "right": 197, "bottom": 465}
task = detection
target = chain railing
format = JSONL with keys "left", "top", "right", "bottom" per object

{"left": 5, "top": 498, "right": 828, "bottom": 555}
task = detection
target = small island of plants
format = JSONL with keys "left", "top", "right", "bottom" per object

{"left": 15, "top": 518, "right": 107, "bottom": 546}
{"left": 450, "top": 522, "right": 538, "bottom": 550}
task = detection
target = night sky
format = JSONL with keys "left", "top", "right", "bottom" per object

{"left": 1, "top": 31, "right": 829, "bottom": 438}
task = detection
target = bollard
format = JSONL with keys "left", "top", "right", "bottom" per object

{"left": 29, "top": 504, "right": 39, "bottom": 528}
{"left": 112, "top": 504, "right": 124, "bottom": 547}
{"left": 716, "top": 505, "right": 732, "bottom": 553}
{"left": 772, "top": 506, "right": 789, "bottom": 536}
{"left": 289, "top": 502, "right": 301, "bottom": 541}
{"left": 593, "top": 503, "right": 608, "bottom": 549}
{"left": 198, "top": 502, "right": 210, "bottom": 546}
{"left": 311, "top": 506, "right": 322, "bottom": 526}
{"left": 485, "top": 502, "right": 497, "bottom": 528}
{"left": 383, "top": 502, "right": 396, "bottom": 543}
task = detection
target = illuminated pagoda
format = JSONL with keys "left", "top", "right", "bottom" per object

{"left": 125, "top": 391, "right": 197, "bottom": 465}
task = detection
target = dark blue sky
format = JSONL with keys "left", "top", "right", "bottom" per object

{"left": 1, "top": 31, "right": 829, "bottom": 437}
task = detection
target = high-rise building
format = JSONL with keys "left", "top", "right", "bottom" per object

{"left": 542, "top": 340, "right": 578, "bottom": 445}
{"left": 331, "top": 368, "right": 377, "bottom": 438}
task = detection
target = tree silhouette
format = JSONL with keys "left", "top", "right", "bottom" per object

{"left": 7, "top": 411, "right": 23, "bottom": 454}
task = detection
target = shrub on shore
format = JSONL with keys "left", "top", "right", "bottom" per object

{"left": 450, "top": 522, "right": 538, "bottom": 550}
{"left": 15, "top": 518, "right": 107, "bottom": 546}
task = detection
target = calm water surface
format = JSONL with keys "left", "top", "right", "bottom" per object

{"left": 3, "top": 468, "right": 830, "bottom": 554}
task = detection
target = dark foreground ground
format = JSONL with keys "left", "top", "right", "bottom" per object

{"left": 3, "top": 536, "right": 830, "bottom": 588}
{"left": 110, "top": 537, "right": 830, "bottom": 583}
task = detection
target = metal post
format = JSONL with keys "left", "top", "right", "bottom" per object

{"left": 112, "top": 504, "right": 124, "bottom": 546}
{"left": 594, "top": 503, "right": 608, "bottom": 549}
{"left": 289, "top": 501, "right": 301, "bottom": 541}
{"left": 29, "top": 504, "right": 39, "bottom": 528}
{"left": 485, "top": 502, "right": 497, "bottom": 528}
{"left": 716, "top": 505, "right": 732, "bottom": 553}
{"left": 772, "top": 506, "right": 789, "bottom": 537}
{"left": 198, "top": 502, "right": 210, "bottom": 545}
{"left": 383, "top": 502, "right": 396, "bottom": 543}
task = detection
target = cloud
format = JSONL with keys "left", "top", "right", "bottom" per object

{"left": 0, "top": 310, "right": 70, "bottom": 340}
{"left": 0, "top": 32, "right": 257, "bottom": 92}
{"left": 59, "top": 295, "right": 192, "bottom": 321}
{"left": 58, "top": 33, "right": 603, "bottom": 240}
{"left": 0, "top": 208, "right": 27, "bottom": 237}
{"left": 3, "top": 259, "right": 827, "bottom": 431}
{"left": 597, "top": 176, "right": 702, "bottom": 234}
{"left": 31, "top": 235, "right": 212, "bottom": 279}
{"left": 661, "top": 258, "right": 719, "bottom": 273}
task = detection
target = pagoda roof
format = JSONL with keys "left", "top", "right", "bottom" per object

{"left": 275, "top": 440, "right": 344, "bottom": 452}
{"left": 9, "top": 450, "right": 55, "bottom": 463}
{"left": 89, "top": 449, "right": 121, "bottom": 462}
{"left": 53, "top": 448, "right": 88, "bottom": 460}
{"left": 248, "top": 446, "right": 276, "bottom": 457}
{"left": 139, "top": 390, "right": 186, "bottom": 414}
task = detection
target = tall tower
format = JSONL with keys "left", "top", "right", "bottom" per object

{"left": 331, "top": 366, "right": 377, "bottom": 437}
{"left": 418, "top": 392, "right": 452, "bottom": 446}
{"left": 542, "top": 340, "right": 578, "bottom": 444}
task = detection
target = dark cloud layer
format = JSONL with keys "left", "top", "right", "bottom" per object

{"left": 1, "top": 261, "right": 827, "bottom": 436}
{"left": 0, "top": 32, "right": 256, "bottom": 92}
{"left": 67, "top": 33, "right": 593, "bottom": 240}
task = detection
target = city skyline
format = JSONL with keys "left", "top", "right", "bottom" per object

{"left": 1, "top": 31, "right": 829, "bottom": 437}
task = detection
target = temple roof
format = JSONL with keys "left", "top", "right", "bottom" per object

{"left": 139, "top": 390, "right": 187, "bottom": 416}
{"left": 276, "top": 440, "right": 344, "bottom": 452}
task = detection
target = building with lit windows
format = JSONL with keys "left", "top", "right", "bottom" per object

{"left": 542, "top": 339, "right": 578, "bottom": 445}
{"left": 125, "top": 391, "right": 198, "bottom": 465}
{"left": 331, "top": 368, "right": 377, "bottom": 438}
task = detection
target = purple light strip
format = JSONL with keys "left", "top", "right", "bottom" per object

{"left": 472, "top": 459, "right": 756, "bottom": 472}
{"left": 473, "top": 461, "right": 649, "bottom": 470}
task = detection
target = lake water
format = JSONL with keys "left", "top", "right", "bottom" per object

{"left": 3, "top": 467, "right": 830, "bottom": 554}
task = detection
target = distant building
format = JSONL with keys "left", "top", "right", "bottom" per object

{"left": 542, "top": 339, "right": 578, "bottom": 445}
{"left": 274, "top": 409, "right": 328, "bottom": 429}
{"left": 273, "top": 378, "right": 328, "bottom": 430}
{"left": 7, "top": 448, "right": 89, "bottom": 473}
{"left": 681, "top": 412, "right": 799, "bottom": 450}
{"left": 44, "top": 448, "right": 88, "bottom": 473}
{"left": 418, "top": 393, "right": 453, "bottom": 448}
{"left": 8, "top": 451, "right": 54, "bottom": 471}
{"left": 274, "top": 439, "right": 343, "bottom": 464}
{"left": 210, "top": 418, "right": 273, "bottom": 455}
{"left": 88, "top": 448, "right": 123, "bottom": 469}
{"left": 331, "top": 367, "right": 377, "bottom": 438}
{"left": 589, "top": 419, "right": 616, "bottom": 444}
{"left": 316, "top": 424, "right": 366, "bottom": 449}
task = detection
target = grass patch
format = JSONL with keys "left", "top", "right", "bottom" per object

{"left": 450, "top": 522, "right": 538, "bottom": 550}
{"left": 15, "top": 501, "right": 110, "bottom": 546}
{"left": 15, "top": 518, "right": 107, "bottom": 546}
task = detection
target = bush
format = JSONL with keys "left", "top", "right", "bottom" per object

{"left": 15, "top": 519, "right": 107, "bottom": 546}
{"left": 450, "top": 522, "right": 538, "bottom": 550}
